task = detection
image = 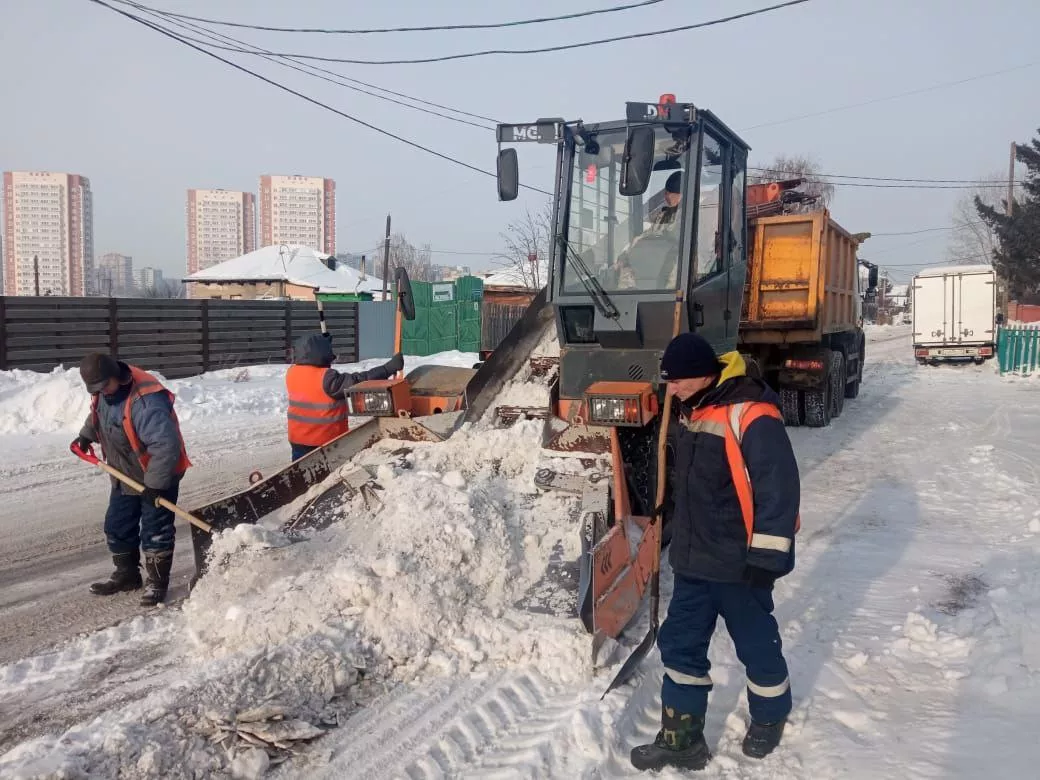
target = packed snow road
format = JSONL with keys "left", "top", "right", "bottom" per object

{"left": 2, "top": 329, "right": 1038, "bottom": 779}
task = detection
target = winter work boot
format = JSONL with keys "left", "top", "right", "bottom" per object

{"left": 630, "top": 706, "right": 710, "bottom": 772}
{"left": 140, "top": 551, "right": 173, "bottom": 607}
{"left": 89, "top": 552, "right": 142, "bottom": 595}
{"left": 742, "top": 719, "right": 785, "bottom": 759}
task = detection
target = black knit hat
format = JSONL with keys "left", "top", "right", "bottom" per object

{"left": 79, "top": 352, "right": 121, "bottom": 393}
{"left": 660, "top": 333, "right": 721, "bottom": 380}
{"left": 665, "top": 171, "right": 682, "bottom": 194}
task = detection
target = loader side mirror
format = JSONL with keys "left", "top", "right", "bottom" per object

{"left": 620, "top": 126, "right": 655, "bottom": 197}
{"left": 497, "top": 148, "right": 519, "bottom": 202}
{"left": 394, "top": 266, "right": 416, "bottom": 321}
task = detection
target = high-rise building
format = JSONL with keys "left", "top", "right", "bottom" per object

{"left": 3, "top": 171, "right": 94, "bottom": 296}
{"left": 95, "top": 252, "right": 134, "bottom": 294}
{"left": 135, "top": 266, "right": 164, "bottom": 290}
{"left": 259, "top": 175, "right": 335, "bottom": 254}
{"left": 186, "top": 189, "right": 256, "bottom": 275}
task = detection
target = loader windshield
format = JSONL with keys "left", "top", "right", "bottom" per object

{"left": 562, "top": 126, "right": 693, "bottom": 294}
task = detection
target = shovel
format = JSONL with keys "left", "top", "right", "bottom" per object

{"left": 71, "top": 441, "right": 213, "bottom": 533}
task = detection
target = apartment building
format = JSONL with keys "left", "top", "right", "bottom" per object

{"left": 186, "top": 189, "right": 256, "bottom": 275}
{"left": 259, "top": 175, "right": 335, "bottom": 254}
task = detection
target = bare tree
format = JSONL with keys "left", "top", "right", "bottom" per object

{"left": 140, "top": 279, "right": 185, "bottom": 298}
{"left": 378, "top": 232, "right": 433, "bottom": 282}
{"left": 750, "top": 154, "right": 835, "bottom": 209}
{"left": 947, "top": 172, "right": 1003, "bottom": 266}
{"left": 494, "top": 202, "right": 552, "bottom": 289}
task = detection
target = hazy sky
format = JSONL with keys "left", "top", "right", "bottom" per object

{"left": 3, "top": 0, "right": 1037, "bottom": 283}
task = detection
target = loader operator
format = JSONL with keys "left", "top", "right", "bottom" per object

{"left": 631, "top": 332, "right": 801, "bottom": 772}
{"left": 73, "top": 353, "right": 191, "bottom": 607}
{"left": 286, "top": 333, "right": 404, "bottom": 461}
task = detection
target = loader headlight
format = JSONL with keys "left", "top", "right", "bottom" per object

{"left": 588, "top": 396, "right": 641, "bottom": 426}
{"left": 349, "top": 390, "right": 394, "bottom": 416}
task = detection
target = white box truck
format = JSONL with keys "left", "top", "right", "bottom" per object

{"left": 912, "top": 264, "right": 997, "bottom": 364}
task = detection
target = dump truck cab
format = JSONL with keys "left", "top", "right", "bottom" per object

{"left": 497, "top": 98, "right": 751, "bottom": 415}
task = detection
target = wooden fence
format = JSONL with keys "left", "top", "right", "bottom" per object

{"left": 481, "top": 302, "right": 530, "bottom": 352}
{"left": 0, "top": 297, "right": 363, "bottom": 379}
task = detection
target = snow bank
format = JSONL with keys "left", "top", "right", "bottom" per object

{"left": 0, "top": 352, "right": 478, "bottom": 436}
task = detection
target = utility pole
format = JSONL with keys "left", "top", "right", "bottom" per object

{"left": 33, "top": 255, "right": 40, "bottom": 297}
{"left": 380, "top": 213, "right": 392, "bottom": 300}
{"left": 1007, "top": 140, "right": 1017, "bottom": 217}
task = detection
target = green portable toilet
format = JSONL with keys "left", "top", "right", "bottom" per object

{"left": 455, "top": 276, "right": 483, "bottom": 354}
{"left": 427, "top": 281, "right": 459, "bottom": 355}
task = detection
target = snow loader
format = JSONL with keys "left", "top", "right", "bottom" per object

{"left": 185, "top": 266, "right": 554, "bottom": 585}
{"left": 491, "top": 96, "right": 844, "bottom": 669}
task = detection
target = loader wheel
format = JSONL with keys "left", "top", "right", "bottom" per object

{"left": 780, "top": 388, "right": 803, "bottom": 426}
{"left": 829, "top": 351, "right": 846, "bottom": 419}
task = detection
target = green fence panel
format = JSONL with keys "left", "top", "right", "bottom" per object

{"left": 455, "top": 275, "right": 484, "bottom": 353}
{"left": 429, "top": 306, "right": 458, "bottom": 354}
{"left": 997, "top": 326, "right": 1040, "bottom": 376}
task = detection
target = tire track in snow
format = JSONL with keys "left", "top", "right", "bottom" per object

{"left": 307, "top": 670, "right": 589, "bottom": 780}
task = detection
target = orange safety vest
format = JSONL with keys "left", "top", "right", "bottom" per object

{"left": 285, "top": 364, "right": 349, "bottom": 447}
{"left": 91, "top": 366, "right": 192, "bottom": 475}
{"left": 685, "top": 400, "right": 801, "bottom": 547}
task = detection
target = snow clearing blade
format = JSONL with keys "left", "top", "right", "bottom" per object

{"left": 529, "top": 355, "right": 560, "bottom": 378}
{"left": 461, "top": 286, "right": 555, "bottom": 425}
{"left": 495, "top": 405, "right": 551, "bottom": 426}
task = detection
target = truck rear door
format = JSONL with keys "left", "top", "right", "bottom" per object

{"left": 913, "top": 274, "right": 950, "bottom": 346}
{"left": 953, "top": 271, "right": 995, "bottom": 346}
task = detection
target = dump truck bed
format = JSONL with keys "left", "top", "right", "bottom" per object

{"left": 740, "top": 211, "right": 861, "bottom": 344}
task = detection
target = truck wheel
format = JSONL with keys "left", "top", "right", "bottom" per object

{"left": 829, "top": 351, "right": 846, "bottom": 418}
{"left": 780, "top": 388, "right": 803, "bottom": 426}
{"left": 804, "top": 383, "right": 832, "bottom": 428}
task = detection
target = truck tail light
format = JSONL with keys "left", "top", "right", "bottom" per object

{"left": 979, "top": 346, "right": 993, "bottom": 357}
{"left": 784, "top": 359, "right": 824, "bottom": 371}
{"left": 915, "top": 349, "right": 929, "bottom": 358}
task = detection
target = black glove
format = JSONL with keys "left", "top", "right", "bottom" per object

{"left": 743, "top": 565, "right": 777, "bottom": 590}
{"left": 140, "top": 486, "right": 162, "bottom": 508}
{"left": 73, "top": 435, "right": 92, "bottom": 452}
{"left": 385, "top": 352, "right": 404, "bottom": 375}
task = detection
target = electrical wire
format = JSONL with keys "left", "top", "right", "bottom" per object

{"left": 87, "top": 0, "right": 553, "bottom": 197}
{"left": 749, "top": 167, "right": 1018, "bottom": 186}
{"left": 136, "top": 1, "right": 811, "bottom": 66}
{"left": 120, "top": 2, "right": 495, "bottom": 130}
{"left": 129, "top": 0, "right": 671, "bottom": 35}
{"left": 114, "top": 0, "right": 498, "bottom": 125}
{"left": 741, "top": 62, "right": 1037, "bottom": 131}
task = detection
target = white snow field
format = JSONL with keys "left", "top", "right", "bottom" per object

{"left": 2, "top": 328, "right": 1039, "bottom": 779}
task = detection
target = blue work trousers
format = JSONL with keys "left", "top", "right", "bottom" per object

{"left": 104, "top": 480, "right": 180, "bottom": 554}
{"left": 291, "top": 443, "right": 318, "bottom": 462}
{"left": 658, "top": 573, "right": 792, "bottom": 724}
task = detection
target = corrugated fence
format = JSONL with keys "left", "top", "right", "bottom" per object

{"left": 997, "top": 324, "right": 1040, "bottom": 376}
{"left": 0, "top": 296, "right": 396, "bottom": 379}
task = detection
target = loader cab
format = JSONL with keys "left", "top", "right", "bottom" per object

{"left": 496, "top": 98, "right": 750, "bottom": 400}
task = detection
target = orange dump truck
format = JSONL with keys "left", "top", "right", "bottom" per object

{"left": 739, "top": 210, "right": 875, "bottom": 428}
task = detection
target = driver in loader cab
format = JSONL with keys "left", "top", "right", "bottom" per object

{"left": 286, "top": 333, "right": 404, "bottom": 461}
{"left": 615, "top": 171, "right": 683, "bottom": 288}
{"left": 631, "top": 332, "right": 801, "bottom": 772}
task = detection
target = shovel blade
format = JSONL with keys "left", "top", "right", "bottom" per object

{"left": 600, "top": 624, "right": 658, "bottom": 700}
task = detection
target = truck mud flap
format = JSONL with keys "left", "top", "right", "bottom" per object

{"left": 188, "top": 420, "right": 384, "bottom": 583}
{"left": 462, "top": 287, "right": 555, "bottom": 425}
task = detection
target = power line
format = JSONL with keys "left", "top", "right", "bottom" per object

{"left": 749, "top": 166, "right": 1018, "bottom": 186}
{"left": 120, "top": 1, "right": 496, "bottom": 130}
{"left": 146, "top": 1, "right": 811, "bottom": 66}
{"left": 741, "top": 62, "right": 1037, "bottom": 131}
{"left": 130, "top": 0, "right": 670, "bottom": 35}
{"left": 871, "top": 221, "right": 987, "bottom": 237}
{"left": 88, "top": 0, "right": 553, "bottom": 196}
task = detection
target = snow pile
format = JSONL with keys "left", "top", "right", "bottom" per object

{"left": 0, "top": 353, "right": 479, "bottom": 436}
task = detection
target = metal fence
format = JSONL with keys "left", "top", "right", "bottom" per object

{"left": 997, "top": 324, "right": 1040, "bottom": 376}
{"left": 0, "top": 296, "right": 371, "bottom": 378}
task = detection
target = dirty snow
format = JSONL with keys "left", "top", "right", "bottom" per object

{"left": 2, "top": 326, "right": 1040, "bottom": 778}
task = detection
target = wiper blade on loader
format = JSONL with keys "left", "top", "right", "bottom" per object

{"left": 560, "top": 236, "right": 619, "bottom": 320}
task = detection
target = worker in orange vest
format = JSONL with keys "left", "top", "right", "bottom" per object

{"left": 73, "top": 353, "right": 192, "bottom": 607}
{"left": 286, "top": 333, "right": 403, "bottom": 461}
{"left": 631, "top": 332, "right": 800, "bottom": 772}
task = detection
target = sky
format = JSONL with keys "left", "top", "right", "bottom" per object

{"left": 2, "top": 0, "right": 1037, "bottom": 283}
